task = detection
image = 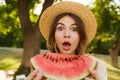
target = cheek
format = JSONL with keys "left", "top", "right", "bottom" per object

{"left": 55, "top": 31, "right": 64, "bottom": 38}
{"left": 76, "top": 35, "right": 80, "bottom": 42}
{"left": 55, "top": 32, "right": 62, "bottom": 44}
{"left": 55, "top": 32, "right": 59, "bottom": 41}
{"left": 73, "top": 33, "right": 80, "bottom": 40}
{"left": 73, "top": 34, "right": 80, "bottom": 46}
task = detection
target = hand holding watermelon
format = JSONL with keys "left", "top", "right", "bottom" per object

{"left": 26, "top": 68, "right": 100, "bottom": 80}
{"left": 27, "top": 69, "right": 45, "bottom": 80}
{"left": 84, "top": 68, "right": 100, "bottom": 80}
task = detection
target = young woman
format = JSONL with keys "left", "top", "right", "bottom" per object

{"left": 27, "top": 1, "right": 107, "bottom": 80}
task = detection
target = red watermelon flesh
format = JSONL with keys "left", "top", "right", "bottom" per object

{"left": 31, "top": 52, "right": 96, "bottom": 80}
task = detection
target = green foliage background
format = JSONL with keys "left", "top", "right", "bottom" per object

{"left": 0, "top": 0, "right": 120, "bottom": 54}
{"left": 87, "top": 0, "right": 120, "bottom": 54}
{"left": 0, "top": 0, "right": 22, "bottom": 47}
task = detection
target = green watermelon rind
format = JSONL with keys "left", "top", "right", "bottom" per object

{"left": 31, "top": 56, "right": 97, "bottom": 80}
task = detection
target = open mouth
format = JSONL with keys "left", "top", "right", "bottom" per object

{"left": 63, "top": 41, "right": 71, "bottom": 47}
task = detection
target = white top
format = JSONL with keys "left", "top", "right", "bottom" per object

{"left": 96, "top": 58, "right": 107, "bottom": 80}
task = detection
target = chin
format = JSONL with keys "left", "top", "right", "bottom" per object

{"left": 61, "top": 51, "right": 73, "bottom": 54}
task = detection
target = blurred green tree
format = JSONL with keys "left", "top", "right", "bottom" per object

{"left": 87, "top": 0, "right": 120, "bottom": 54}
{"left": 15, "top": 0, "right": 54, "bottom": 76}
{"left": 0, "top": 0, "right": 22, "bottom": 47}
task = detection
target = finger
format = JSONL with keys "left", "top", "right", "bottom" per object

{"left": 88, "top": 68, "right": 99, "bottom": 80}
{"left": 34, "top": 72, "right": 43, "bottom": 80}
{"left": 26, "top": 69, "right": 38, "bottom": 80}
{"left": 30, "top": 62, "right": 35, "bottom": 72}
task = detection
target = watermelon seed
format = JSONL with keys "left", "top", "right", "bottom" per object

{"left": 51, "top": 58, "right": 54, "bottom": 62}
{"left": 69, "top": 58, "right": 72, "bottom": 62}
{"left": 59, "top": 58, "right": 64, "bottom": 62}
{"left": 49, "top": 55, "right": 52, "bottom": 60}
{"left": 65, "top": 57, "right": 68, "bottom": 62}
{"left": 55, "top": 59, "right": 58, "bottom": 62}
{"left": 74, "top": 57, "right": 79, "bottom": 60}
{"left": 46, "top": 55, "right": 49, "bottom": 59}
{"left": 43, "top": 53, "right": 46, "bottom": 57}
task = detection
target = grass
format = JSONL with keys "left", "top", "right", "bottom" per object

{"left": 0, "top": 47, "right": 120, "bottom": 80}
{"left": 0, "top": 47, "right": 22, "bottom": 70}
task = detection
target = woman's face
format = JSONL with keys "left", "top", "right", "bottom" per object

{"left": 55, "top": 15, "right": 80, "bottom": 54}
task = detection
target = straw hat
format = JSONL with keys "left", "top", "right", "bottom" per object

{"left": 39, "top": 1, "right": 97, "bottom": 44}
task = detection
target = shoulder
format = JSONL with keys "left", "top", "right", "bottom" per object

{"left": 96, "top": 58, "right": 107, "bottom": 70}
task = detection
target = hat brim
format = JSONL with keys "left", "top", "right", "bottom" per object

{"left": 39, "top": 1, "right": 97, "bottom": 44}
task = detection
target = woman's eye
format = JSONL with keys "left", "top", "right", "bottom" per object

{"left": 72, "top": 28, "right": 77, "bottom": 32}
{"left": 57, "top": 27, "right": 63, "bottom": 31}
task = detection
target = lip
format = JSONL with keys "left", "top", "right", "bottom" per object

{"left": 62, "top": 41, "right": 71, "bottom": 51}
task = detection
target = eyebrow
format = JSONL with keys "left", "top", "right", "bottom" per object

{"left": 57, "top": 23, "right": 64, "bottom": 26}
{"left": 57, "top": 22, "right": 76, "bottom": 26}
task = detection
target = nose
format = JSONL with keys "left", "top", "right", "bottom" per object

{"left": 64, "top": 29, "right": 70, "bottom": 38}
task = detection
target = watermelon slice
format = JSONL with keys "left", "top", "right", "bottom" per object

{"left": 31, "top": 52, "right": 96, "bottom": 80}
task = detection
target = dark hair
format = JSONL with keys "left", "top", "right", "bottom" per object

{"left": 48, "top": 13, "right": 87, "bottom": 55}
